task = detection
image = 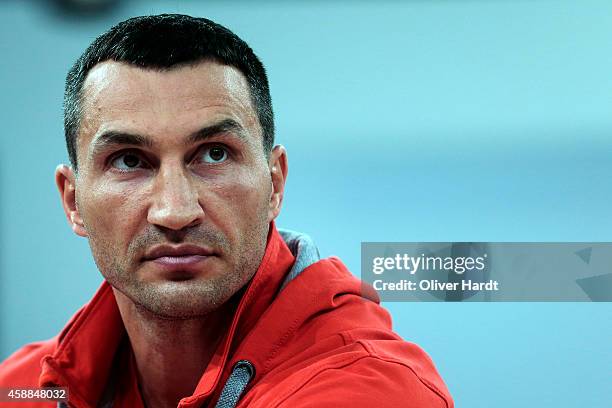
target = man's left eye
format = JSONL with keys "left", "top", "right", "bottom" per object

{"left": 200, "top": 146, "right": 228, "bottom": 163}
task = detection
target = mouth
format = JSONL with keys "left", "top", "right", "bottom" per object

{"left": 142, "top": 244, "right": 215, "bottom": 272}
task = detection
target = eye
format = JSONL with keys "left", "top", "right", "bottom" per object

{"left": 199, "top": 146, "right": 228, "bottom": 164}
{"left": 110, "top": 152, "right": 147, "bottom": 171}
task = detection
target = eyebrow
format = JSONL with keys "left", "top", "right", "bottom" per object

{"left": 187, "top": 118, "right": 247, "bottom": 144}
{"left": 89, "top": 118, "right": 247, "bottom": 158}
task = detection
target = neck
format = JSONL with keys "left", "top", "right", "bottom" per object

{"left": 113, "top": 289, "right": 230, "bottom": 408}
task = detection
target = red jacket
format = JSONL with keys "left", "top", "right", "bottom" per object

{"left": 0, "top": 225, "right": 453, "bottom": 407}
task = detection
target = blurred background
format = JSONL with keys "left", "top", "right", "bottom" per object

{"left": 1, "top": 0, "right": 611, "bottom": 406}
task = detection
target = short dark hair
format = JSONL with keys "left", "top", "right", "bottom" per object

{"left": 64, "top": 14, "right": 274, "bottom": 169}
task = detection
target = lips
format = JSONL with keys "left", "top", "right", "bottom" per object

{"left": 143, "top": 244, "right": 214, "bottom": 261}
{"left": 142, "top": 244, "right": 215, "bottom": 273}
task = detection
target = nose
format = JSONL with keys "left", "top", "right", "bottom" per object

{"left": 147, "top": 163, "right": 204, "bottom": 231}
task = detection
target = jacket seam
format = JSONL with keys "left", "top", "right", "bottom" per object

{"left": 270, "top": 354, "right": 449, "bottom": 408}
{"left": 356, "top": 340, "right": 451, "bottom": 408}
{"left": 262, "top": 316, "right": 301, "bottom": 373}
{"left": 338, "top": 330, "right": 352, "bottom": 346}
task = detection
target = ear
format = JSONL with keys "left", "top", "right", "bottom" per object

{"left": 55, "top": 164, "right": 88, "bottom": 237}
{"left": 267, "top": 145, "right": 288, "bottom": 222}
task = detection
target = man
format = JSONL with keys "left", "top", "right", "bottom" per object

{"left": 0, "top": 14, "right": 453, "bottom": 408}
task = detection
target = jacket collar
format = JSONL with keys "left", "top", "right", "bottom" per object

{"left": 39, "top": 222, "right": 295, "bottom": 408}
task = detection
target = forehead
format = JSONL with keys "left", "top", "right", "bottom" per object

{"left": 78, "top": 60, "right": 259, "bottom": 153}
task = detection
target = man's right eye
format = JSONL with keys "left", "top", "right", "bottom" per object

{"left": 110, "top": 152, "right": 146, "bottom": 171}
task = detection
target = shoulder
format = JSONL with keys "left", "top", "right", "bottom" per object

{"left": 240, "top": 255, "right": 454, "bottom": 407}
{"left": 244, "top": 338, "right": 453, "bottom": 408}
{"left": 0, "top": 338, "right": 57, "bottom": 387}
{"left": 280, "top": 353, "right": 451, "bottom": 408}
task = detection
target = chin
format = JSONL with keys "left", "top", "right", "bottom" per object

{"left": 127, "top": 277, "right": 241, "bottom": 319}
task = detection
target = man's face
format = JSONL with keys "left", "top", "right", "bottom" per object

{"left": 56, "top": 60, "right": 287, "bottom": 318}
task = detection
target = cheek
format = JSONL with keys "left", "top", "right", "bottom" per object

{"left": 78, "top": 180, "right": 145, "bottom": 242}
{"left": 204, "top": 169, "right": 271, "bottom": 229}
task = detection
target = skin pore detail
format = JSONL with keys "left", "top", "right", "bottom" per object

{"left": 55, "top": 60, "right": 288, "bottom": 408}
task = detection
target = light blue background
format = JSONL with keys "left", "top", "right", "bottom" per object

{"left": 1, "top": 1, "right": 611, "bottom": 407}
